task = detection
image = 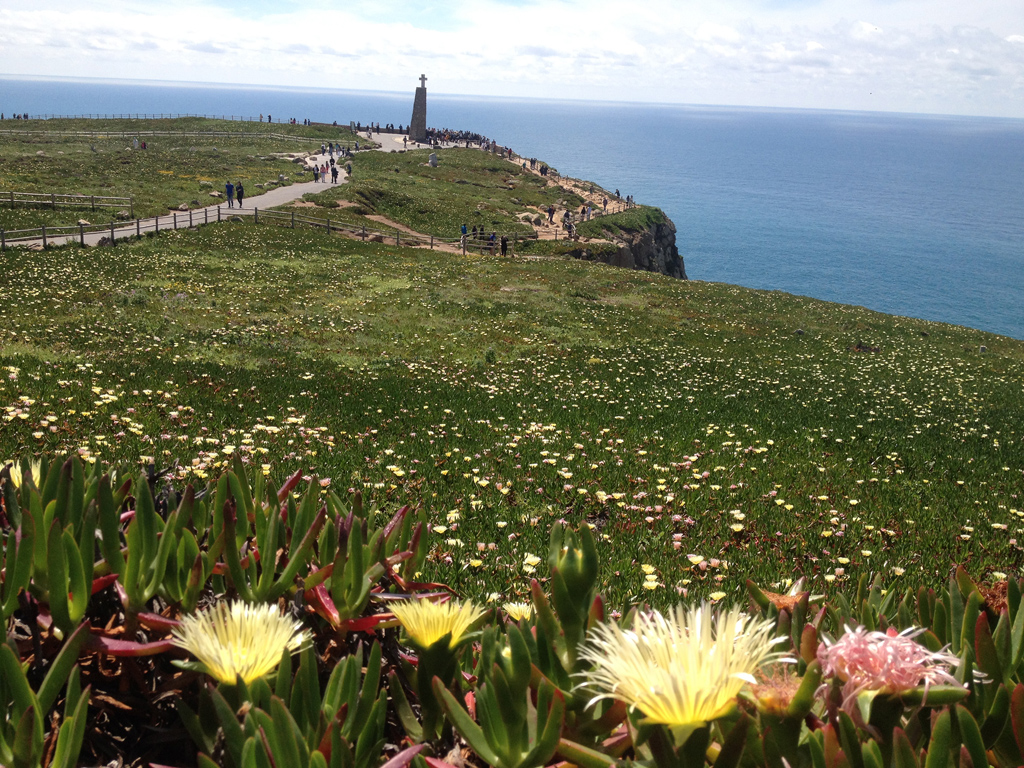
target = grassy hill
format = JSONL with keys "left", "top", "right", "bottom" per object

{"left": 0, "top": 117, "right": 361, "bottom": 228}
{"left": 2, "top": 218, "right": 1021, "bottom": 607}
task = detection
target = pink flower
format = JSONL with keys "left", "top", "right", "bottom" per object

{"left": 818, "top": 625, "right": 962, "bottom": 710}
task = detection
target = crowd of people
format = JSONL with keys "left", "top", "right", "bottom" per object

{"left": 0, "top": 113, "right": 29, "bottom": 120}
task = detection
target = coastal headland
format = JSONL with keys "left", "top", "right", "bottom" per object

{"left": 0, "top": 116, "right": 686, "bottom": 280}
{"left": 1, "top": 113, "right": 1024, "bottom": 768}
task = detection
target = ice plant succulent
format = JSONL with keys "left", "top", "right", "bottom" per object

{"left": 2, "top": 458, "right": 42, "bottom": 489}
{"left": 503, "top": 602, "right": 534, "bottom": 622}
{"left": 171, "top": 601, "right": 310, "bottom": 684}
{"left": 580, "top": 603, "right": 786, "bottom": 738}
{"left": 817, "top": 625, "right": 962, "bottom": 709}
{"left": 390, "top": 597, "right": 485, "bottom": 649}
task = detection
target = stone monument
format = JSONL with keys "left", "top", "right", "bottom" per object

{"left": 409, "top": 74, "right": 428, "bottom": 144}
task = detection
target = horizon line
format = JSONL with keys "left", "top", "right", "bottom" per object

{"left": 2, "top": 72, "right": 1022, "bottom": 124}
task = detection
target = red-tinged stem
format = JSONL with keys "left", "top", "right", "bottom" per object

{"left": 137, "top": 612, "right": 181, "bottom": 632}
{"left": 380, "top": 744, "right": 429, "bottom": 768}
{"left": 91, "top": 573, "right": 120, "bottom": 595}
{"left": 85, "top": 634, "right": 176, "bottom": 657}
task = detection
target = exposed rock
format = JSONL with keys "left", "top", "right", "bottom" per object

{"left": 36, "top": 150, "right": 45, "bottom": 156}
{"left": 210, "top": 191, "right": 223, "bottom": 198}
{"left": 177, "top": 203, "right": 189, "bottom": 211}
{"left": 115, "top": 210, "right": 132, "bottom": 220}
{"left": 77, "top": 219, "right": 91, "bottom": 226}
{"left": 593, "top": 216, "right": 687, "bottom": 279}
{"left": 190, "top": 199, "right": 200, "bottom": 206}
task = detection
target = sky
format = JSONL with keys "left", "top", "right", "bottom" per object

{"left": 1, "top": 0, "right": 1022, "bottom": 118}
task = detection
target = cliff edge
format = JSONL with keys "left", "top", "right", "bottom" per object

{"left": 574, "top": 206, "right": 687, "bottom": 280}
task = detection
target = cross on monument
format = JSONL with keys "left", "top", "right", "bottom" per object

{"left": 419, "top": 74, "right": 427, "bottom": 88}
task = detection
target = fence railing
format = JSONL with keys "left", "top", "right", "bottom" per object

{"left": 0, "top": 128, "right": 333, "bottom": 144}
{"left": 1, "top": 207, "right": 223, "bottom": 249}
{"left": 0, "top": 205, "right": 541, "bottom": 254}
{"left": 4, "top": 190, "right": 133, "bottom": 215}
{"left": 254, "top": 209, "right": 539, "bottom": 254}
{"left": 11, "top": 114, "right": 297, "bottom": 123}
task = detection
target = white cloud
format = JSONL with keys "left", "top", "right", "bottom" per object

{"left": 0, "top": 0, "right": 1021, "bottom": 117}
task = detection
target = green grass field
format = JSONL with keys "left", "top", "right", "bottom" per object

{"left": 280, "top": 147, "right": 582, "bottom": 240}
{"left": 2, "top": 220, "right": 1021, "bottom": 608}
{"left": 0, "top": 117, "right": 361, "bottom": 227}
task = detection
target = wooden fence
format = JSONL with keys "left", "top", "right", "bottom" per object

{"left": 4, "top": 190, "right": 133, "bottom": 216}
{"left": 0, "top": 205, "right": 539, "bottom": 254}
{"left": 14, "top": 114, "right": 301, "bottom": 123}
{"left": 0, "top": 129, "right": 333, "bottom": 144}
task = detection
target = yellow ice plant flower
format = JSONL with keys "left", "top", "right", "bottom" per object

{"left": 581, "top": 604, "right": 785, "bottom": 734}
{"left": 4, "top": 458, "right": 42, "bottom": 489}
{"left": 504, "top": 602, "right": 534, "bottom": 622}
{"left": 171, "top": 601, "right": 310, "bottom": 685}
{"left": 390, "top": 598, "right": 485, "bottom": 649}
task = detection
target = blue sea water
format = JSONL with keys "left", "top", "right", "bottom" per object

{"left": 2, "top": 76, "right": 1022, "bottom": 339}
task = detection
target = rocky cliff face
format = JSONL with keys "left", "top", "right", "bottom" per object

{"left": 575, "top": 213, "right": 688, "bottom": 280}
{"left": 606, "top": 217, "right": 687, "bottom": 280}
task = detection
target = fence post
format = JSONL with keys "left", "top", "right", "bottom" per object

{"left": 291, "top": 211, "right": 295, "bottom": 228}
{"left": 396, "top": 230, "right": 400, "bottom": 246}
{"left": 91, "top": 195, "right": 95, "bottom": 211}
{"left": 9, "top": 191, "right": 13, "bottom": 208}
{"left": 42, "top": 225, "right": 47, "bottom": 249}
{"left": 189, "top": 209, "right": 193, "bottom": 228}
{"left": 204, "top": 208, "right": 208, "bottom": 225}
{"left": 130, "top": 197, "right": 134, "bottom": 218}
{"left": 254, "top": 208, "right": 258, "bottom": 224}
{"left": 430, "top": 235, "right": 434, "bottom": 249}
{"left": 51, "top": 192, "right": 56, "bottom": 209}
{"left": 110, "top": 222, "right": 115, "bottom": 245}
{"left": 327, "top": 218, "right": 331, "bottom": 233}
{"left": 173, "top": 213, "right": 177, "bottom": 230}
{"left": 80, "top": 223, "right": 85, "bottom": 246}
{"left": 155, "top": 215, "right": 159, "bottom": 233}
{"left": 1, "top": 230, "right": 5, "bottom": 251}
{"left": 362, "top": 225, "right": 366, "bottom": 240}
{"left": 217, "top": 206, "right": 221, "bottom": 223}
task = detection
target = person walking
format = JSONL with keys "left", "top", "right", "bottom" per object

{"left": 313, "top": 165, "right": 320, "bottom": 183}
{"left": 331, "top": 165, "right": 339, "bottom": 183}
{"left": 236, "top": 182, "right": 244, "bottom": 209}
{"left": 225, "top": 181, "right": 234, "bottom": 208}
{"left": 500, "top": 235, "right": 508, "bottom": 257}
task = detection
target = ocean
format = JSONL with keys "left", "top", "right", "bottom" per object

{"left": 2, "top": 76, "right": 1022, "bottom": 339}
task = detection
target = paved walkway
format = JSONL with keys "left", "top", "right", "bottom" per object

{"left": 7, "top": 133, "right": 631, "bottom": 250}
{"left": 7, "top": 150, "right": 349, "bottom": 248}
